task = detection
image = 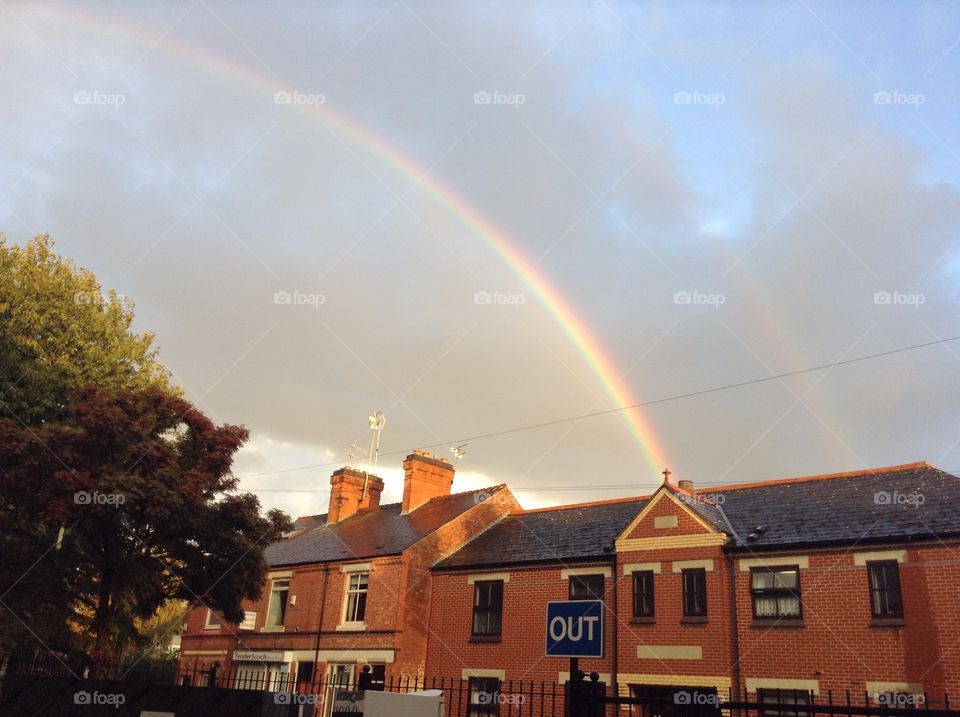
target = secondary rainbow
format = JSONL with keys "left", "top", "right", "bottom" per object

{"left": 43, "top": 7, "right": 671, "bottom": 475}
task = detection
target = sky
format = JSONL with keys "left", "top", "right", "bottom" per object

{"left": 2, "top": 0, "right": 959, "bottom": 520}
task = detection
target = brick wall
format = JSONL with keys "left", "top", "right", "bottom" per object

{"left": 615, "top": 545, "right": 734, "bottom": 693}
{"left": 180, "top": 486, "right": 519, "bottom": 681}
{"left": 426, "top": 562, "right": 616, "bottom": 683}
{"left": 424, "top": 488, "right": 960, "bottom": 697}
{"left": 733, "top": 542, "right": 960, "bottom": 696}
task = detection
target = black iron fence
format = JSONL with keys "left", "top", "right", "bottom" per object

{"left": 3, "top": 654, "right": 960, "bottom": 717}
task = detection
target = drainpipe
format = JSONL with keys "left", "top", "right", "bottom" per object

{"left": 726, "top": 552, "right": 742, "bottom": 698}
{"left": 313, "top": 564, "right": 330, "bottom": 680}
{"left": 610, "top": 550, "right": 619, "bottom": 693}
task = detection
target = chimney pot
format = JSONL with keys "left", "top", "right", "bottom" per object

{"left": 327, "top": 467, "right": 384, "bottom": 523}
{"left": 402, "top": 450, "right": 455, "bottom": 513}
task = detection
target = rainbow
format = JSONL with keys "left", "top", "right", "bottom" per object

{"left": 38, "top": 7, "right": 671, "bottom": 476}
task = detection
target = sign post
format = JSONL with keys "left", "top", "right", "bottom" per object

{"left": 546, "top": 600, "right": 604, "bottom": 717}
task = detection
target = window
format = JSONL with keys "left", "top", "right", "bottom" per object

{"left": 344, "top": 572, "right": 369, "bottom": 623}
{"left": 369, "top": 664, "right": 386, "bottom": 690}
{"left": 472, "top": 580, "right": 504, "bottom": 637}
{"left": 468, "top": 677, "right": 500, "bottom": 716}
{"left": 682, "top": 568, "right": 707, "bottom": 617}
{"left": 265, "top": 577, "right": 290, "bottom": 627}
{"left": 238, "top": 611, "right": 256, "bottom": 630}
{"left": 295, "top": 661, "right": 314, "bottom": 685}
{"left": 632, "top": 571, "right": 654, "bottom": 618}
{"left": 203, "top": 609, "right": 221, "bottom": 629}
{"left": 757, "top": 688, "right": 812, "bottom": 717}
{"left": 569, "top": 574, "right": 604, "bottom": 600}
{"left": 867, "top": 560, "right": 903, "bottom": 619}
{"left": 751, "top": 567, "right": 801, "bottom": 619}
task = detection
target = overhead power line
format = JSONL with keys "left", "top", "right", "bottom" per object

{"left": 236, "top": 333, "right": 960, "bottom": 481}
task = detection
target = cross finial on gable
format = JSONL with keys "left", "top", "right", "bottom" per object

{"left": 662, "top": 468, "right": 671, "bottom": 484}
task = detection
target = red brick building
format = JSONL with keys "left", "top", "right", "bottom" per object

{"left": 426, "top": 462, "right": 960, "bottom": 710}
{"left": 179, "top": 450, "right": 520, "bottom": 693}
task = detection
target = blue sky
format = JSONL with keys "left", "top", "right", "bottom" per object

{"left": 2, "top": 0, "right": 959, "bottom": 518}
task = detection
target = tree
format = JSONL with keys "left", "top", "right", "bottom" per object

{"left": 0, "top": 233, "right": 179, "bottom": 660}
{"left": 0, "top": 233, "right": 174, "bottom": 427}
{"left": 0, "top": 386, "right": 291, "bottom": 664}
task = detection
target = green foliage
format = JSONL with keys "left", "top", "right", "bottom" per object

{"left": 0, "top": 387, "right": 292, "bottom": 662}
{"left": 0, "top": 234, "right": 288, "bottom": 664}
{"left": 0, "top": 233, "right": 175, "bottom": 426}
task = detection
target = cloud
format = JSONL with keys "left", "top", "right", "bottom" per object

{"left": 3, "top": 0, "right": 960, "bottom": 510}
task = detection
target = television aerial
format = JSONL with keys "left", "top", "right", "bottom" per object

{"left": 368, "top": 411, "right": 385, "bottom": 466}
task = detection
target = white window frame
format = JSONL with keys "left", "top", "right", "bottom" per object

{"left": 203, "top": 608, "right": 221, "bottom": 630}
{"left": 339, "top": 570, "right": 369, "bottom": 630}
{"left": 263, "top": 577, "right": 290, "bottom": 631}
{"left": 238, "top": 611, "right": 257, "bottom": 630}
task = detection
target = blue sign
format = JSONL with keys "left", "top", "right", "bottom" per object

{"left": 546, "top": 600, "right": 604, "bottom": 658}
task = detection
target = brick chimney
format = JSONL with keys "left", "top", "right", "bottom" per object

{"left": 402, "top": 450, "right": 454, "bottom": 513}
{"left": 328, "top": 467, "right": 384, "bottom": 523}
{"left": 677, "top": 479, "right": 694, "bottom": 491}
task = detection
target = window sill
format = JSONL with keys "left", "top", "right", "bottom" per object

{"left": 631, "top": 617, "right": 655, "bottom": 625}
{"left": 870, "top": 618, "right": 906, "bottom": 628}
{"left": 260, "top": 626, "right": 285, "bottom": 633}
{"left": 202, "top": 627, "right": 220, "bottom": 631}
{"left": 469, "top": 635, "right": 502, "bottom": 643}
{"left": 751, "top": 619, "right": 804, "bottom": 628}
{"left": 336, "top": 622, "right": 366, "bottom": 632}
{"left": 681, "top": 616, "right": 708, "bottom": 624}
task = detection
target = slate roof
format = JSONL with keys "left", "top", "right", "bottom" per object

{"left": 664, "top": 484, "right": 730, "bottom": 533}
{"left": 433, "top": 497, "right": 648, "bottom": 570}
{"left": 718, "top": 462, "right": 960, "bottom": 550}
{"left": 265, "top": 486, "right": 505, "bottom": 567}
{"left": 433, "top": 462, "right": 960, "bottom": 569}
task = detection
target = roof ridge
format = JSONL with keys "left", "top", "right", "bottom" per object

{"left": 704, "top": 461, "right": 934, "bottom": 493}
{"left": 519, "top": 494, "right": 649, "bottom": 514}
{"left": 412, "top": 484, "right": 506, "bottom": 511}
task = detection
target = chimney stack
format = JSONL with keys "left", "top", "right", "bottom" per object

{"left": 402, "top": 450, "right": 454, "bottom": 513}
{"left": 328, "top": 467, "right": 384, "bottom": 523}
{"left": 677, "top": 479, "right": 694, "bottom": 491}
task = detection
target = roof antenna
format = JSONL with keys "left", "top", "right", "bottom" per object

{"left": 360, "top": 411, "right": 385, "bottom": 504}
{"left": 367, "top": 411, "right": 385, "bottom": 466}
{"left": 346, "top": 443, "right": 365, "bottom": 464}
